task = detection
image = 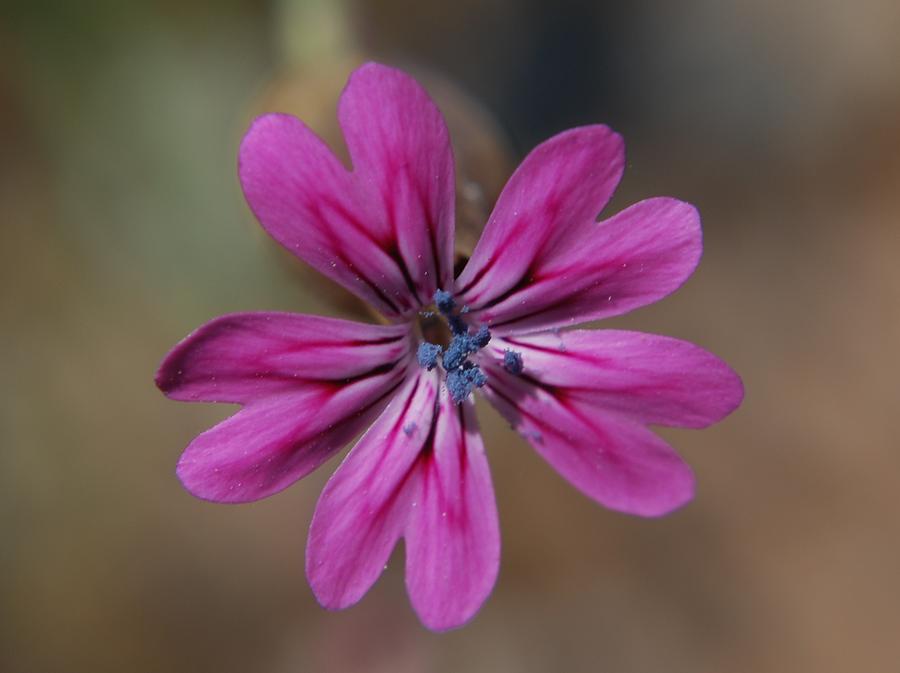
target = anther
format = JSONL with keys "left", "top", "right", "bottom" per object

{"left": 442, "top": 340, "right": 465, "bottom": 371}
{"left": 417, "top": 342, "right": 442, "bottom": 370}
{"left": 503, "top": 349, "right": 524, "bottom": 375}
{"left": 420, "top": 290, "right": 495, "bottom": 403}
{"left": 472, "top": 325, "right": 491, "bottom": 349}
{"left": 433, "top": 289, "right": 455, "bottom": 315}
{"left": 446, "top": 363, "right": 488, "bottom": 403}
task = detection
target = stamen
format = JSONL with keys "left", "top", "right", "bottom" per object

{"left": 419, "top": 289, "right": 494, "bottom": 403}
{"left": 472, "top": 324, "right": 491, "bottom": 348}
{"left": 464, "top": 362, "right": 488, "bottom": 388}
{"left": 447, "top": 314, "right": 468, "bottom": 336}
{"left": 433, "top": 289, "right": 455, "bottom": 315}
{"left": 417, "top": 342, "right": 442, "bottom": 370}
{"left": 442, "top": 325, "right": 490, "bottom": 370}
{"left": 446, "top": 362, "right": 488, "bottom": 403}
{"left": 442, "top": 337, "right": 467, "bottom": 371}
{"left": 503, "top": 349, "right": 524, "bottom": 375}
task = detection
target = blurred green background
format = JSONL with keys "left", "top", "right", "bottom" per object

{"left": 3, "top": 1, "right": 899, "bottom": 671}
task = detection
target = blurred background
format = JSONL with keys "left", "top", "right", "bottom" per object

{"left": 3, "top": 1, "right": 899, "bottom": 671}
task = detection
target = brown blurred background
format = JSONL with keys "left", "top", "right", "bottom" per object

{"left": 3, "top": 1, "right": 899, "bottom": 671}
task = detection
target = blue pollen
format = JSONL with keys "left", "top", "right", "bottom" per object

{"left": 447, "top": 314, "right": 467, "bottom": 336}
{"left": 441, "top": 336, "right": 468, "bottom": 370}
{"left": 503, "top": 349, "right": 524, "bottom": 375}
{"left": 417, "top": 342, "right": 442, "bottom": 370}
{"left": 419, "top": 290, "right": 494, "bottom": 403}
{"left": 442, "top": 326, "right": 491, "bottom": 370}
{"left": 433, "top": 289, "right": 455, "bottom": 315}
{"left": 472, "top": 324, "right": 491, "bottom": 348}
{"left": 446, "top": 363, "right": 488, "bottom": 403}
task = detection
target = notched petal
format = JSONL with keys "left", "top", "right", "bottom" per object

{"left": 306, "top": 375, "right": 500, "bottom": 631}
{"left": 482, "top": 360, "right": 696, "bottom": 517}
{"left": 156, "top": 312, "right": 412, "bottom": 404}
{"left": 306, "top": 371, "right": 440, "bottom": 610}
{"left": 405, "top": 392, "right": 500, "bottom": 631}
{"left": 158, "top": 312, "right": 414, "bottom": 503}
{"left": 490, "top": 330, "right": 743, "bottom": 428}
{"left": 239, "top": 63, "right": 456, "bottom": 318}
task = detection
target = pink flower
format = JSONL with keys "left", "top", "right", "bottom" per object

{"left": 156, "top": 62, "right": 743, "bottom": 631}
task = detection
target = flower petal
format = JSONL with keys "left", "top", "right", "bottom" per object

{"left": 238, "top": 114, "right": 408, "bottom": 317}
{"left": 156, "top": 312, "right": 412, "bottom": 404}
{"left": 481, "top": 361, "right": 694, "bottom": 517}
{"left": 339, "top": 62, "right": 456, "bottom": 298}
{"left": 490, "top": 330, "right": 743, "bottom": 428}
{"left": 239, "top": 63, "right": 455, "bottom": 318}
{"left": 405, "top": 391, "right": 500, "bottom": 631}
{"left": 455, "top": 125, "right": 624, "bottom": 319}
{"left": 307, "top": 371, "right": 440, "bottom": 611}
{"left": 306, "top": 375, "right": 500, "bottom": 631}
{"left": 456, "top": 124, "right": 701, "bottom": 334}
{"left": 173, "top": 362, "right": 410, "bottom": 504}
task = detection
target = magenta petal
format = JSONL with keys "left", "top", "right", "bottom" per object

{"left": 156, "top": 312, "right": 412, "bottom": 404}
{"left": 306, "top": 376, "right": 500, "bottom": 631}
{"left": 456, "top": 125, "right": 624, "bottom": 315}
{"left": 339, "top": 62, "right": 456, "bottom": 297}
{"left": 482, "top": 362, "right": 694, "bottom": 516}
{"left": 459, "top": 145, "right": 702, "bottom": 334}
{"left": 405, "top": 392, "right": 500, "bottom": 631}
{"left": 306, "top": 371, "right": 440, "bottom": 611}
{"left": 482, "top": 198, "right": 702, "bottom": 334}
{"left": 238, "top": 114, "right": 412, "bottom": 318}
{"left": 491, "top": 331, "right": 743, "bottom": 428}
{"left": 174, "top": 362, "right": 410, "bottom": 504}
{"left": 239, "top": 63, "right": 455, "bottom": 318}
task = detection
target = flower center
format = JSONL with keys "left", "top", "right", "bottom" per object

{"left": 416, "top": 290, "right": 491, "bottom": 403}
{"left": 416, "top": 290, "right": 523, "bottom": 403}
